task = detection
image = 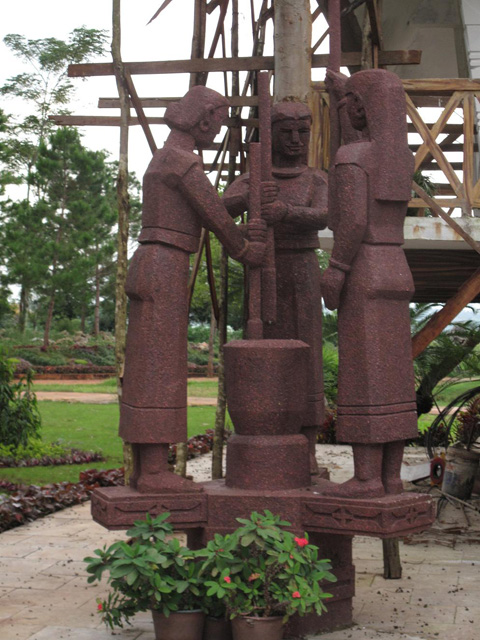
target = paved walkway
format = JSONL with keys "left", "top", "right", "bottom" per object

{"left": 35, "top": 392, "right": 217, "bottom": 406}
{"left": 2, "top": 445, "right": 479, "bottom": 639}
{"left": 1, "top": 502, "right": 479, "bottom": 640}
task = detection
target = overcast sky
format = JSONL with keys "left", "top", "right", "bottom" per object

{"left": 1, "top": 1, "right": 295, "bottom": 179}
{"left": 1, "top": 1, "right": 331, "bottom": 179}
{"left": 1, "top": 1, "right": 209, "bottom": 178}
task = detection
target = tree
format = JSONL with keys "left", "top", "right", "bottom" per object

{"left": 1, "top": 127, "right": 121, "bottom": 345}
{"left": 0, "top": 28, "right": 107, "bottom": 330}
{"left": 1, "top": 29, "right": 107, "bottom": 176}
{"left": 412, "top": 304, "right": 480, "bottom": 415}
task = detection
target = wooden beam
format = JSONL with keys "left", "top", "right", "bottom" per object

{"left": 421, "top": 162, "right": 463, "bottom": 171}
{"left": 124, "top": 72, "right": 157, "bottom": 154}
{"left": 409, "top": 143, "right": 478, "bottom": 153}
{"left": 49, "top": 114, "right": 259, "bottom": 128}
{"left": 98, "top": 96, "right": 259, "bottom": 108}
{"left": 366, "top": 0, "right": 383, "bottom": 49}
{"left": 408, "top": 198, "right": 462, "bottom": 208}
{"left": 402, "top": 78, "right": 480, "bottom": 95}
{"left": 463, "top": 93, "right": 475, "bottom": 210}
{"left": 412, "top": 92, "right": 464, "bottom": 171}
{"left": 313, "top": 78, "right": 480, "bottom": 95}
{"left": 406, "top": 95, "right": 464, "bottom": 197}
{"left": 97, "top": 102, "right": 469, "bottom": 133}
{"left": 412, "top": 267, "right": 480, "bottom": 358}
{"left": 411, "top": 183, "right": 480, "bottom": 254}
{"left": 67, "top": 50, "right": 422, "bottom": 78}
{"left": 50, "top": 115, "right": 165, "bottom": 126}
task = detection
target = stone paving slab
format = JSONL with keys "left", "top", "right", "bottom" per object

{"left": 2, "top": 447, "right": 480, "bottom": 640}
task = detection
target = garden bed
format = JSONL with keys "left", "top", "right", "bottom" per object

{"left": 0, "top": 429, "right": 223, "bottom": 533}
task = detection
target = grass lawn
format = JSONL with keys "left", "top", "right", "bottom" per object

{"left": 417, "top": 413, "right": 435, "bottom": 434}
{"left": 0, "top": 401, "right": 219, "bottom": 486}
{"left": 433, "top": 379, "right": 480, "bottom": 407}
{"left": 32, "top": 377, "right": 219, "bottom": 397}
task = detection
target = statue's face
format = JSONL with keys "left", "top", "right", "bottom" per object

{"left": 345, "top": 92, "right": 367, "bottom": 131}
{"left": 193, "top": 105, "right": 229, "bottom": 149}
{"left": 272, "top": 118, "right": 311, "bottom": 160}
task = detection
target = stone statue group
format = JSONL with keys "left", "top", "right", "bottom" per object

{"left": 119, "top": 68, "right": 417, "bottom": 500}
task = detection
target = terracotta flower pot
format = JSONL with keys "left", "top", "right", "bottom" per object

{"left": 151, "top": 609, "right": 205, "bottom": 640}
{"left": 231, "top": 615, "right": 284, "bottom": 640}
{"left": 203, "top": 615, "right": 233, "bottom": 640}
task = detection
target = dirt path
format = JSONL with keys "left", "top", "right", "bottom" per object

{"left": 35, "top": 391, "right": 217, "bottom": 405}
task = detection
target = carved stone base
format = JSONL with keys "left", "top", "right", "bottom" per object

{"left": 91, "top": 486, "right": 207, "bottom": 530}
{"left": 303, "top": 480, "right": 436, "bottom": 538}
{"left": 92, "top": 480, "right": 435, "bottom": 538}
{"left": 91, "top": 480, "right": 434, "bottom": 637}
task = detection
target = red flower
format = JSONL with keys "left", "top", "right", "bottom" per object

{"left": 294, "top": 537, "right": 308, "bottom": 548}
{"left": 248, "top": 573, "right": 261, "bottom": 582}
{"left": 292, "top": 591, "right": 301, "bottom": 599}
{"left": 224, "top": 576, "right": 231, "bottom": 583}
{"left": 97, "top": 603, "right": 103, "bottom": 611}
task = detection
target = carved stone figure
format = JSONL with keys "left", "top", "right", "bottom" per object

{"left": 223, "top": 102, "right": 328, "bottom": 473}
{"left": 91, "top": 79, "right": 437, "bottom": 640}
{"left": 119, "top": 86, "right": 266, "bottom": 494}
{"left": 322, "top": 69, "right": 417, "bottom": 498}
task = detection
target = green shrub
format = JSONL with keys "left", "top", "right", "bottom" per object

{"left": 13, "top": 348, "right": 68, "bottom": 367}
{"left": 0, "top": 350, "right": 41, "bottom": 448}
{"left": 188, "top": 324, "right": 211, "bottom": 343}
{"left": 187, "top": 347, "right": 210, "bottom": 367}
{"left": 0, "top": 440, "right": 66, "bottom": 462}
{"left": 322, "top": 342, "right": 338, "bottom": 405}
{"left": 73, "top": 345, "right": 114, "bottom": 366}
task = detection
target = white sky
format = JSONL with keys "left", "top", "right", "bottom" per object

{"left": 0, "top": 1, "right": 329, "bottom": 180}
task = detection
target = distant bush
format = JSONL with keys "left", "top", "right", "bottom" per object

{"left": 13, "top": 348, "right": 68, "bottom": 367}
{"left": 0, "top": 350, "right": 41, "bottom": 448}
{"left": 188, "top": 324, "right": 211, "bottom": 343}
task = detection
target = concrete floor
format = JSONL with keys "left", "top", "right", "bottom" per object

{"left": 2, "top": 443, "right": 480, "bottom": 639}
{"left": 1, "top": 500, "right": 479, "bottom": 640}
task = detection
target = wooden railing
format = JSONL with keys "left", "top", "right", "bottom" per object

{"left": 310, "top": 79, "right": 480, "bottom": 217}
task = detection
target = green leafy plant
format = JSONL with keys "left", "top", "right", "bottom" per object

{"left": 454, "top": 395, "right": 480, "bottom": 450}
{"left": 0, "top": 349, "right": 41, "bottom": 448}
{"left": 197, "top": 510, "right": 336, "bottom": 622}
{"left": 84, "top": 513, "right": 204, "bottom": 629}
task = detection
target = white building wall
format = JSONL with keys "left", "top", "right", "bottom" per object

{"left": 460, "top": 0, "right": 480, "bottom": 189}
{"left": 461, "top": 0, "right": 480, "bottom": 79}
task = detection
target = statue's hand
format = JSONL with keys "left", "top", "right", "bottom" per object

{"left": 261, "top": 181, "right": 278, "bottom": 205}
{"left": 241, "top": 219, "right": 267, "bottom": 267}
{"left": 325, "top": 69, "right": 347, "bottom": 102}
{"left": 322, "top": 265, "right": 345, "bottom": 310}
{"left": 246, "top": 219, "right": 267, "bottom": 243}
{"left": 261, "top": 200, "right": 288, "bottom": 225}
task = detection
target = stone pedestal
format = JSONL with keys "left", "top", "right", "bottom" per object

{"left": 91, "top": 338, "right": 435, "bottom": 637}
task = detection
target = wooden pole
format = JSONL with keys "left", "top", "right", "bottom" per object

{"left": 328, "top": 0, "right": 341, "bottom": 168}
{"left": 246, "top": 143, "right": 263, "bottom": 340}
{"left": 412, "top": 267, "right": 480, "bottom": 359}
{"left": 212, "top": 0, "right": 239, "bottom": 481}
{"left": 112, "top": 0, "right": 133, "bottom": 482}
{"left": 258, "top": 72, "right": 276, "bottom": 325}
{"left": 383, "top": 539, "right": 402, "bottom": 579}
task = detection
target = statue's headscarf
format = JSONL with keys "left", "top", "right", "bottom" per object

{"left": 164, "top": 86, "right": 229, "bottom": 132}
{"left": 345, "top": 70, "right": 413, "bottom": 201}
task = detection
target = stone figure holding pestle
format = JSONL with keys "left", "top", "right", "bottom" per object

{"left": 119, "top": 86, "right": 266, "bottom": 494}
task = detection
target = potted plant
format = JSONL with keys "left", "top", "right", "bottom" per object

{"left": 197, "top": 510, "right": 336, "bottom": 640}
{"left": 197, "top": 534, "right": 233, "bottom": 640}
{"left": 84, "top": 512, "right": 205, "bottom": 640}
